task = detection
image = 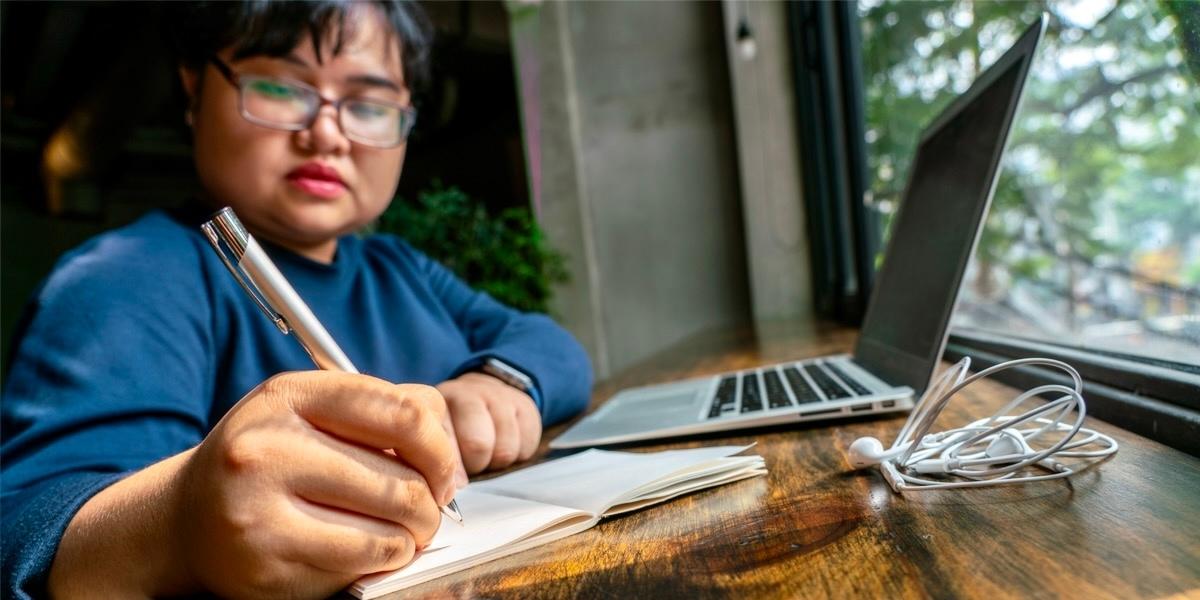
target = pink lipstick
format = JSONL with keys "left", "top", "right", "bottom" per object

{"left": 286, "top": 162, "right": 346, "bottom": 199}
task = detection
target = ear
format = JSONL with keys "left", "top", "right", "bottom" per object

{"left": 179, "top": 65, "right": 200, "bottom": 104}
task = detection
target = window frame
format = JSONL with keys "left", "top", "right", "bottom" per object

{"left": 787, "top": 0, "right": 878, "bottom": 324}
{"left": 945, "top": 328, "right": 1199, "bottom": 456}
{"left": 838, "top": 4, "right": 1200, "bottom": 454}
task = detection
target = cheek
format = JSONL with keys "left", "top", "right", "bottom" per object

{"left": 355, "top": 147, "right": 407, "bottom": 210}
{"left": 193, "top": 110, "right": 286, "bottom": 205}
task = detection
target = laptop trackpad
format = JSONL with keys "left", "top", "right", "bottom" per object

{"left": 601, "top": 383, "right": 703, "bottom": 421}
{"left": 550, "top": 380, "right": 709, "bottom": 448}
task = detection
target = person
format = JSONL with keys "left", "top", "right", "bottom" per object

{"left": 0, "top": 1, "right": 592, "bottom": 598}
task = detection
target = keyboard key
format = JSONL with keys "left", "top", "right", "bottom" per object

{"left": 707, "top": 375, "right": 739, "bottom": 418}
{"left": 803, "top": 364, "right": 851, "bottom": 400}
{"left": 740, "top": 372, "right": 763, "bottom": 413}
{"left": 824, "top": 362, "right": 872, "bottom": 395}
{"left": 783, "top": 367, "right": 822, "bottom": 404}
{"left": 763, "top": 369, "right": 792, "bottom": 409}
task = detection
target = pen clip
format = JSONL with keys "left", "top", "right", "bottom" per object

{"left": 201, "top": 210, "right": 291, "bottom": 335}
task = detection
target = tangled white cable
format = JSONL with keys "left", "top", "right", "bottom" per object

{"left": 847, "top": 357, "right": 1118, "bottom": 492}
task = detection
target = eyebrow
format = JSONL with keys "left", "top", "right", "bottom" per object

{"left": 281, "top": 53, "right": 404, "bottom": 93}
{"left": 347, "top": 73, "right": 403, "bottom": 92}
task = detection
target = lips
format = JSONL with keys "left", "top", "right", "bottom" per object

{"left": 286, "top": 162, "right": 347, "bottom": 199}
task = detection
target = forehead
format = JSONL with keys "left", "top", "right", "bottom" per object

{"left": 233, "top": 4, "right": 406, "bottom": 80}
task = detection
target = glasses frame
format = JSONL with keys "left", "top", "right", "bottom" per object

{"left": 207, "top": 56, "right": 416, "bottom": 148}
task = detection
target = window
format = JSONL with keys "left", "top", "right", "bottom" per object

{"left": 859, "top": 0, "right": 1200, "bottom": 369}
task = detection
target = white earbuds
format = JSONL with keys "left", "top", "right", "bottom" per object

{"left": 846, "top": 437, "right": 911, "bottom": 467}
{"left": 846, "top": 357, "right": 1118, "bottom": 492}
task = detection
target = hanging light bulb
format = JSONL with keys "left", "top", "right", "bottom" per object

{"left": 736, "top": 15, "right": 757, "bottom": 60}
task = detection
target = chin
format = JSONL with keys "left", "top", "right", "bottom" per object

{"left": 281, "top": 202, "right": 361, "bottom": 238}
{"left": 288, "top": 221, "right": 357, "bottom": 245}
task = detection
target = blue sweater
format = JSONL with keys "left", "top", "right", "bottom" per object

{"left": 1, "top": 209, "right": 592, "bottom": 598}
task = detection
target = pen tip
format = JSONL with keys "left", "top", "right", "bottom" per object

{"left": 442, "top": 499, "right": 465, "bottom": 525}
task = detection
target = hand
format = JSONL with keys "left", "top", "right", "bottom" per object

{"left": 438, "top": 371, "right": 542, "bottom": 474}
{"left": 177, "top": 371, "right": 461, "bottom": 598}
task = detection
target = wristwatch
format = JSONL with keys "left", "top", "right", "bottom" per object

{"left": 480, "top": 357, "right": 534, "bottom": 394}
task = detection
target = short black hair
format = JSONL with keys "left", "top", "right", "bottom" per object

{"left": 168, "top": 0, "right": 433, "bottom": 91}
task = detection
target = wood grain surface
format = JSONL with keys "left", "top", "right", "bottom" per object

{"left": 367, "top": 322, "right": 1200, "bottom": 599}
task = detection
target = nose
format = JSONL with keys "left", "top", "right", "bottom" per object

{"left": 296, "top": 102, "right": 351, "bottom": 156}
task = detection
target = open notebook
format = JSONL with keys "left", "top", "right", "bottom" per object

{"left": 351, "top": 445, "right": 766, "bottom": 598}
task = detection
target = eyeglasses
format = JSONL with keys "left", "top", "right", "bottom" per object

{"left": 208, "top": 57, "right": 416, "bottom": 148}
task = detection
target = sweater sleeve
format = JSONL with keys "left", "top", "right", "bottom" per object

{"left": 1, "top": 224, "right": 215, "bottom": 599}
{"left": 398, "top": 241, "right": 593, "bottom": 426}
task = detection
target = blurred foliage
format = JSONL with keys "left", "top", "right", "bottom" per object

{"left": 376, "top": 182, "right": 568, "bottom": 314}
{"left": 859, "top": 0, "right": 1200, "bottom": 355}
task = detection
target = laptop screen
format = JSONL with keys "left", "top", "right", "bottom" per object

{"left": 854, "top": 18, "right": 1044, "bottom": 396}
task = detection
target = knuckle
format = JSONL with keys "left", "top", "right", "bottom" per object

{"left": 374, "top": 533, "right": 415, "bottom": 571}
{"left": 257, "top": 372, "right": 298, "bottom": 397}
{"left": 222, "top": 434, "right": 268, "bottom": 475}
{"left": 387, "top": 393, "right": 423, "bottom": 430}
{"left": 243, "top": 559, "right": 292, "bottom": 594}
{"left": 492, "top": 446, "right": 518, "bottom": 466}
{"left": 413, "top": 384, "right": 447, "bottom": 409}
{"left": 390, "top": 478, "right": 422, "bottom": 512}
{"left": 458, "top": 432, "right": 494, "bottom": 458}
{"left": 224, "top": 503, "right": 261, "bottom": 536}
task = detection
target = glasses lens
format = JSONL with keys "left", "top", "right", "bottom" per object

{"left": 240, "top": 77, "right": 315, "bottom": 127}
{"left": 342, "top": 99, "right": 412, "bottom": 147}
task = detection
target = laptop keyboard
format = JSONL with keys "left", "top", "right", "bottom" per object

{"left": 705, "top": 359, "right": 876, "bottom": 419}
{"left": 783, "top": 367, "right": 822, "bottom": 404}
{"left": 763, "top": 370, "right": 791, "bottom": 409}
{"left": 706, "top": 376, "right": 739, "bottom": 418}
{"left": 802, "top": 364, "right": 852, "bottom": 400}
{"left": 740, "top": 374, "right": 763, "bottom": 413}
{"left": 824, "top": 362, "right": 872, "bottom": 395}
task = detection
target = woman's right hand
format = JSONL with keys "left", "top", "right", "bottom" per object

{"left": 48, "top": 370, "right": 463, "bottom": 599}
{"left": 174, "top": 371, "right": 463, "bottom": 599}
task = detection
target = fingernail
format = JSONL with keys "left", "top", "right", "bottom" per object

{"left": 455, "top": 468, "right": 469, "bottom": 489}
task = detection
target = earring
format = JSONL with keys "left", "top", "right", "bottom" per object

{"left": 184, "top": 108, "right": 194, "bottom": 127}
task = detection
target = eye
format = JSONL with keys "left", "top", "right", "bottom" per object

{"left": 347, "top": 101, "right": 393, "bottom": 120}
{"left": 247, "top": 79, "right": 302, "bottom": 100}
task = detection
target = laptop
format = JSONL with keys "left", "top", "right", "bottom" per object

{"left": 551, "top": 15, "right": 1047, "bottom": 450}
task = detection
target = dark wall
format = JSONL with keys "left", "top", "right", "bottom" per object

{"left": 0, "top": 0, "right": 528, "bottom": 372}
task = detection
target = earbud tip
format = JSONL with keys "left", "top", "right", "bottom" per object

{"left": 847, "top": 437, "right": 885, "bottom": 468}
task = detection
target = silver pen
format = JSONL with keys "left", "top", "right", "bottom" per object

{"left": 201, "top": 207, "right": 464, "bottom": 524}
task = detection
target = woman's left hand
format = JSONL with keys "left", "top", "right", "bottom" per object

{"left": 437, "top": 372, "right": 542, "bottom": 475}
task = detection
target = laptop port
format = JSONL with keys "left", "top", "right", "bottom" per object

{"left": 800, "top": 408, "right": 842, "bottom": 417}
{"left": 851, "top": 404, "right": 872, "bottom": 412}
{"left": 882, "top": 400, "right": 896, "bottom": 408}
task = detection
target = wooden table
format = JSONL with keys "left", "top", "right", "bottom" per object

{"left": 379, "top": 322, "right": 1200, "bottom": 599}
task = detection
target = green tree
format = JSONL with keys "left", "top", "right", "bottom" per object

{"left": 860, "top": 0, "right": 1200, "bottom": 360}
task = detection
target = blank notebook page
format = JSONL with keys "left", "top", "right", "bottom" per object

{"left": 472, "top": 445, "right": 755, "bottom": 515}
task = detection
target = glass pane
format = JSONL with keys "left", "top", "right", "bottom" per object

{"left": 860, "top": 0, "right": 1200, "bottom": 366}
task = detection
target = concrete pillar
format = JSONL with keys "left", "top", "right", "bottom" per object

{"left": 721, "top": 0, "right": 815, "bottom": 327}
{"left": 509, "top": 1, "right": 750, "bottom": 379}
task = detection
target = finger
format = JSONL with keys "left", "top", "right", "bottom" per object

{"left": 281, "top": 497, "right": 421, "bottom": 575}
{"left": 286, "top": 430, "right": 442, "bottom": 543}
{"left": 449, "top": 394, "right": 494, "bottom": 474}
{"left": 487, "top": 394, "right": 521, "bottom": 471}
{"left": 513, "top": 393, "right": 542, "bottom": 461}
{"left": 435, "top": 394, "right": 469, "bottom": 489}
{"left": 276, "top": 372, "right": 458, "bottom": 504}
